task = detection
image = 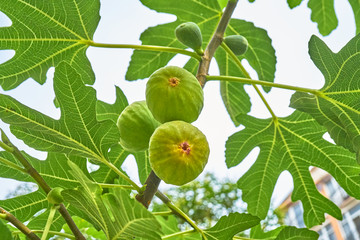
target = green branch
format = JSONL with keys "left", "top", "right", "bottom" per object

{"left": 13, "top": 230, "right": 75, "bottom": 240}
{"left": 206, "top": 75, "right": 320, "bottom": 95}
{"left": 83, "top": 40, "right": 202, "bottom": 61}
{"left": 162, "top": 229, "right": 197, "bottom": 239}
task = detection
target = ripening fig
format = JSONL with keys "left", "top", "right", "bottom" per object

{"left": 146, "top": 66, "right": 204, "bottom": 123}
{"left": 117, "top": 101, "right": 160, "bottom": 152}
{"left": 223, "top": 35, "right": 248, "bottom": 55}
{"left": 175, "top": 22, "right": 204, "bottom": 55}
{"left": 47, "top": 187, "right": 64, "bottom": 205}
{"left": 149, "top": 120, "right": 210, "bottom": 186}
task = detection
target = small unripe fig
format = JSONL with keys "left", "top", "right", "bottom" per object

{"left": 117, "top": 101, "right": 160, "bottom": 152}
{"left": 47, "top": 187, "right": 64, "bottom": 205}
{"left": 175, "top": 22, "right": 203, "bottom": 55}
{"left": 149, "top": 120, "right": 210, "bottom": 186}
{"left": 223, "top": 35, "right": 248, "bottom": 55}
{"left": 146, "top": 66, "right": 204, "bottom": 123}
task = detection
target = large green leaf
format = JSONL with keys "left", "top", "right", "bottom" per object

{"left": 126, "top": 0, "right": 220, "bottom": 81}
{"left": 0, "top": 62, "right": 119, "bottom": 162}
{"left": 203, "top": 213, "right": 260, "bottom": 240}
{"left": 225, "top": 111, "right": 360, "bottom": 227}
{"left": 0, "top": 0, "right": 100, "bottom": 90}
{"left": 63, "top": 161, "right": 162, "bottom": 240}
{"left": 290, "top": 34, "right": 360, "bottom": 162}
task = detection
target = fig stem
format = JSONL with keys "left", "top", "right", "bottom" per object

{"left": 83, "top": 40, "right": 202, "bottom": 61}
{"left": 161, "top": 229, "right": 197, "bottom": 239}
{"left": 13, "top": 230, "right": 75, "bottom": 240}
{"left": 41, "top": 205, "right": 59, "bottom": 240}
{"left": 207, "top": 74, "right": 320, "bottom": 95}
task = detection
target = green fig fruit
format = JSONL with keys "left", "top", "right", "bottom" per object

{"left": 146, "top": 66, "right": 204, "bottom": 123}
{"left": 175, "top": 22, "right": 203, "bottom": 55}
{"left": 149, "top": 120, "right": 210, "bottom": 186}
{"left": 117, "top": 101, "right": 160, "bottom": 152}
{"left": 47, "top": 187, "right": 64, "bottom": 205}
{"left": 223, "top": 35, "right": 248, "bottom": 55}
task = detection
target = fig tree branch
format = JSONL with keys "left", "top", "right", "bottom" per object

{"left": 0, "top": 206, "right": 40, "bottom": 240}
{"left": 197, "top": 0, "right": 239, "bottom": 87}
{"left": 0, "top": 131, "right": 86, "bottom": 240}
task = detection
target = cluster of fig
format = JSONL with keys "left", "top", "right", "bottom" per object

{"left": 174, "top": 21, "right": 248, "bottom": 56}
{"left": 117, "top": 66, "right": 209, "bottom": 186}
{"left": 117, "top": 22, "right": 249, "bottom": 186}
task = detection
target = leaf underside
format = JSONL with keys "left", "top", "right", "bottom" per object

{"left": 290, "top": 33, "right": 360, "bottom": 162}
{"left": 226, "top": 111, "right": 360, "bottom": 227}
{"left": 0, "top": 0, "right": 100, "bottom": 90}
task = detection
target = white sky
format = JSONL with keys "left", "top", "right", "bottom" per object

{"left": 0, "top": 0, "right": 356, "bottom": 208}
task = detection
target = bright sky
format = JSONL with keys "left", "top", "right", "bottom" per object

{"left": 0, "top": 0, "right": 356, "bottom": 207}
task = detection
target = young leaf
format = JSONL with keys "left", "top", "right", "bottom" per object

{"left": 290, "top": 34, "right": 360, "bottom": 162}
{"left": 203, "top": 213, "right": 260, "bottom": 240}
{"left": 0, "top": 0, "right": 100, "bottom": 90}
{"left": 226, "top": 111, "right": 360, "bottom": 227}
{"left": 63, "top": 161, "right": 162, "bottom": 240}
{"left": 0, "top": 62, "right": 119, "bottom": 162}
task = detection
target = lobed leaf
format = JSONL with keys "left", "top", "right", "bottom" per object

{"left": 290, "top": 34, "right": 360, "bottom": 162}
{"left": 0, "top": 0, "right": 100, "bottom": 90}
{"left": 0, "top": 62, "right": 119, "bottom": 162}
{"left": 226, "top": 111, "right": 360, "bottom": 227}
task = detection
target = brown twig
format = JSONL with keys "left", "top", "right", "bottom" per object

{"left": 134, "top": 0, "right": 238, "bottom": 210}
{"left": 0, "top": 131, "right": 86, "bottom": 240}
{"left": 197, "top": 0, "right": 238, "bottom": 87}
{"left": 0, "top": 206, "right": 40, "bottom": 240}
